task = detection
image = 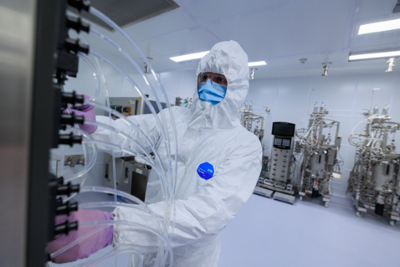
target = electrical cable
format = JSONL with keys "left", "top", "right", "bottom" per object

{"left": 305, "top": 186, "right": 312, "bottom": 201}
{"left": 368, "top": 200, "right": 387, "bottom": 218}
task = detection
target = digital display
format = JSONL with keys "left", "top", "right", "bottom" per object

{"left": 272, "top": 122, "right": 295, "bottom": 137}
{"left": 282, "top": 139, "right": 291, "bottom": 147}
{"left": 274, "top": 138, "right": 282, "bottom": 146}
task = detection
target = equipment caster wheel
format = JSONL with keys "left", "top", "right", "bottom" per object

{"left": 324, "top": 202, "right": 329, "bottom": 208}
{"left": 299, "top": 196, "right": 303, "bottom": 201}
{"left": 356, "top": 211, "right": 362, "bottom": 217}
{"left": 390, "top": 220, "right": 396, "bottom": 226}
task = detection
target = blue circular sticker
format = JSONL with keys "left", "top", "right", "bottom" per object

{"left": 197, "top": 162, "right": 214, "bottom": 180}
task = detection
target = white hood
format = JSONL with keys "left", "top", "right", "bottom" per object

{"left": 189, "top": 40, "right": 249, "bottom": 130}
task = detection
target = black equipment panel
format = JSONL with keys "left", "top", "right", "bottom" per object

{"left": 272, "top": 122, "right": 295, "bottom": 137}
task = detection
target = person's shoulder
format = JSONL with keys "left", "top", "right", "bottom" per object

{"left": 170, "top": 106, "right": 189, "bottom": 113}
{"left": 160, "top": 106, "right": 190, "bottom": 118}
{"left": 229, "top": 125, "right": 262, "bottom": 150}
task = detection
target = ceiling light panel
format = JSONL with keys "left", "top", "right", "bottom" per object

{"left": 358, "top": 18, "right": 400, "bottom": 35}
{"left": 349, "top": 50, "right": 400, "bottom": 61}
{"left": 248, "top": 61, "right": 267, "bottom": 67}
{"left": 170, "top": 51, "right": 210, "bottom": 62}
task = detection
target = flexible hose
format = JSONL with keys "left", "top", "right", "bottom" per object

{"left": 87, "top": 10, "right": 178, "bottom": 240}
{"left": 79, "top": 220, "right": 173, "bottom": 266}
{"left": 77, "top": 53, "right": 101, "bottom": 102}
{"left": 63, "top": 127, "right": 98, "bottom": 182}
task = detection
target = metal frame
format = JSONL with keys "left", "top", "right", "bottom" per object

{"left": 27, "top": 0, "right": 60, "bottom": 265}
{"left": 0, "top": 0, "right": 59, "bottom": 266}
{"left": 348, "top": 106, "right": 400, "bottom": 225}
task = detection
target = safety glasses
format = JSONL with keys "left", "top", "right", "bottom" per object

{"left": 197, "top": 72, "right": 228, "bottom": 86}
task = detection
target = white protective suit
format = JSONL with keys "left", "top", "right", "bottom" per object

{"left": 93, "top": 40, "right": 262, "bottom": 266}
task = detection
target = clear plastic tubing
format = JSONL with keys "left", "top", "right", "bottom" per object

{"left": 79, "top": 220, "right": 173, "bottom": 266}
{"left": 63, "top": 128, "right": 97, "bottom": 182}
{"left": 84, "top": 247, "right": 143, "bottom": 267}
{"left": 63, "top": 126, "right": 98, "bottom": 182}
{"left": 84, "top": 202, "right": 168, "bottom": 266}
{"left": 88, "top": 25, "right": 172, "bottom": 154}
{"left": 81, "top": 136, "right": 167, "bottom": 194}
{"left": 79, "top": 36, "right": 119, "bottom": 203}
{"left": 79, "top": 141, "right": 89, "bottom": 186}
{"left": 50, "top": 225, "right": 108, "bottom": 259}
{"left": 83, "top": 120, "right": 168, "bottom": 186}
{"left": 79, "top": 201, "right": 166, "bottom": 252}
{"left": 89, "top": 29, "right": 171, "bottom": 155}
{"left": 82, "top": 119, "right": 169, "bottom": 198}
{"left": 81, "top": 138, "right": 169, "bottom": 202}
{"left": 78, "top": 202, "right": 165, "bottom": 237}
{"left": 94, "top": 57, "right": 119, "bottom": 203}
{"left": 88, "top": 48, "right": 172, "bottom": 171}
{"left": 52, "top": 218, "right": 170, "bottom": 265}
{"left": 80, "top": 186, "right": 149, "bottom": 211}
{"left": 89, "top": 8, "right": 177, "bottom": 245}
{"left": 88, "top": 44, "right": 176, "bottom": 233}
{"left": 85, "top": 100, "right": 167, "bottom": 181}
{"left": 73, "top": 225, "right": 140, "bottom": 267}
{"left": 82, "top": 27, "right": 171, "bottom": 264}
{"left": 89, "top": 29, "right": 166, "bottom": 124}
{"left": 80, "top": 186, "right": 163, "bottom": 227}
{"left": 84, "top": 120, "right": 157, "bottom": 168}
{"left": 89, "top": 6, "right": 178, "bottom": 196}
{"left": 87, "top": 50, "right": 169, "bottom": 161}
{"left": 79, "top": 186, "right": 167, "bottom": 260}
{"left": 81, "top": 138, "right": 159, "bottom": 174}
{"left": 87, "top": 51, "right": 173, "bottom": 210}
{"left": 81, "top": 142, "right": 170, "bottom": 265}
{"left": 77, "top": 53, "right": 101, "bottom": 102}
{"left": 52, "top": 207, "right": 150, "bottom": 266}
{"left": 79, "top": 201, "right": 149, "bottom": 211}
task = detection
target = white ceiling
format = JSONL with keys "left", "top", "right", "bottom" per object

{"left": 83, "top": 0, "right": 400, "bottom": 79}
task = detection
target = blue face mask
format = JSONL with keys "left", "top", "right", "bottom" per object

{"left": 197, "top": 79, "right": 227, "bottom": 106}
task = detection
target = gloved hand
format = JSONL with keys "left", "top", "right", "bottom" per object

{"left": 47, "top": 209, "right": 114, "bottom": 263}
{"left": 65, "top": 94, "right": 97, "bottom": 134}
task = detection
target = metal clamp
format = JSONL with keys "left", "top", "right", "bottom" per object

{"left": 64, "top": 155, "right": 85, "bottom": 167}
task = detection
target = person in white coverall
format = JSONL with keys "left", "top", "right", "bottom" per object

{"left": 47, "top": 40, "right": 262, "bottom": 266}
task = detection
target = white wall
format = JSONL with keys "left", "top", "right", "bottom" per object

{"left": 159, "top": 69, "right": 197, "bottom": 104}
{"left": 157, "top": 70, "right": 399, "bottom": 196}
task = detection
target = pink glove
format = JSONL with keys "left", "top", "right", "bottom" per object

{"left": 64, "top": 94, "right": 97, "bottom": 134}
{"left": 47, "top": 209, "right": 114, "bottom": 263}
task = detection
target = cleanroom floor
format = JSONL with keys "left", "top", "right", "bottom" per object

{"left": 49, "top": 192, "right": 400, "bottom": 267}
{"left": 219, "top": 194, "right": 400, "bottom": 267}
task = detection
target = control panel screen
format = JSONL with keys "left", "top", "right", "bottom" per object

{"left": 272, "top": 122, "right": 295, "bottom": 137}
{"left": 273, "top": 137, "right": 291, "bottom": 149}
{"left": 144, "top": 100, "right": 167, "bottom": 114}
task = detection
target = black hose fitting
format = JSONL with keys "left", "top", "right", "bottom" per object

{"left": 67, "top": 0, "right": 91, "bottom": 12}
{"left": 58, "top": 132, "right": 82, "bottom": 147}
